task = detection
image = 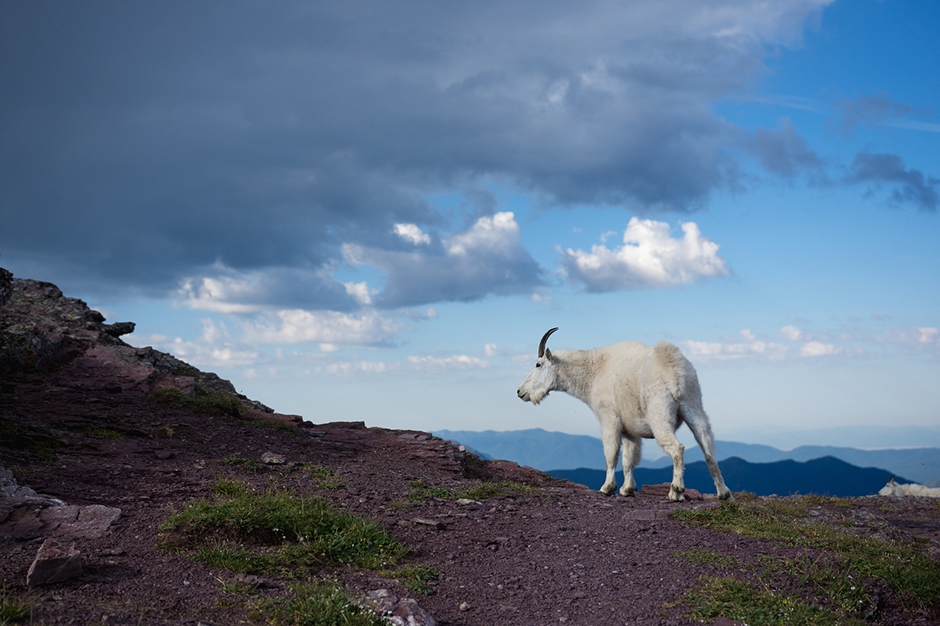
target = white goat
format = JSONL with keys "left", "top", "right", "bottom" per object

{"left": 879, "top": 478, "right": 940, "bottom": 498}
{"left": 517, "top": 328, "right": 732, "bottom": 502}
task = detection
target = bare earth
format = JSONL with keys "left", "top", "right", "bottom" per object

{"left": 1, "top": 278, "right": 939, "bottom": 625}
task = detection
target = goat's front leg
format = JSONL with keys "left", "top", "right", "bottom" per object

{"left": 619, "top": 435, "right": 641, "bottom": 496}
{"left": 598, "top": 415, "right": 622, "bottom": 496}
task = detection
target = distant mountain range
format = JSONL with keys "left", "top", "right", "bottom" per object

{"left": 549, "top": 457, "right": 908, "bottom": 498}
{"left": 435, "top": 428, "right": 940, "bottom": 486}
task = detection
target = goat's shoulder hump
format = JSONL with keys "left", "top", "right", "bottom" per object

{"left": 651, "top": 341, "right": 688, "bottom": 367}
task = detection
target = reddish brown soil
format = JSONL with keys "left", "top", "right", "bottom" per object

{"left": 2, "top": 364, "right": 939, "bottom": 626}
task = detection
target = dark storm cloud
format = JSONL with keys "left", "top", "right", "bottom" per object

{"left": 847, "top": 153, "right": 939, "bottom": 212}
{"left": 748, "top": 118, "right": 826, "bottom": 180}
{"left": 0, "top": 0, "right": 831, "bottom": 306}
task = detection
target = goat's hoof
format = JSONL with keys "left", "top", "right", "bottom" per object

{"left": 619, "top": 486, "right": 636, "bottom": 497}
{"left": 668, "top": 487, "right": 685, "bottom": 502}
{"left": 599, "top": 485, "right": 616, "bottom": 496}
{"left": 719, "top": 489, "right": 734, "bottom": 502}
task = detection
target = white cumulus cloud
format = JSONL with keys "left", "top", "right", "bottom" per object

{"left": 393, "top": 223, "right": 431, "bottom": 245}
{"left": 800, "top": 341, "right": 841, "bottom": 357}
{"left": 561, "top": 218, "right": 729, "bottom": 291}
{"left": 345, "top": 212, "right": 545, "bottom": 307}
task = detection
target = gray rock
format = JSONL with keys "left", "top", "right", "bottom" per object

{"left": 27, "top": 538, "right": 83, "bottom": 586}
{"left": 360, "top": 589, "right": 437, "bottom": 626}
{"left": 0, "top": 267, "right": 12, "bottom": 308}
{"left": 261, "top": 452, "right": 287, "bottom": 465}
{"left": 40, "top": 504, "right": 122, "bottom": 540}
{"left": 102, "top": 321, "right": 135, "bottom": 337}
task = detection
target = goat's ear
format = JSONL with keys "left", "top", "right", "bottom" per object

{"left": 544, "top": 347, "right": 553, "bottom": 361}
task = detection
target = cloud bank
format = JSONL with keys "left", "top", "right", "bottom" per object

{"left": 1, "top": 0, "right": 834, "bottom": 303}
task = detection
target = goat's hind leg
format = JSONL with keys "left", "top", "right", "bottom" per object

{"left": 619, "top": 435, "right": 641, "bottom": 496}
{"left": 649, "top": 402, "right": 686, "bottom": 502}
{"left": 682, "top": 403, "right": 733, "bottom": 501}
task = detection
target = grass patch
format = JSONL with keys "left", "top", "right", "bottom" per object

{"left": 0, "top": 587, "right": 32, "bottom": 624}
{"left": 217, "top": 455, "right": 264, "bottom": 473}
{"left": 672, "top": 498, "right": 940, "bottom": 621}
{"left": 0, "top": 420, "right": 63, "bottom": 454}
{"left": 148, "top": 387, "right": 243, "bottom": 417}
{"left": 404, "top": 479, "right": 537, "bottom": 503}
{"left": 148, "top": 424, "right": 175, "bottom": 438}
{"left": 158, "top": 480, "right": 406, "bottom": 574}
{"left": 683, "top": 576, "right": 857, "bottom": 626}
{"left": 171, "top": 364, "right": 201, "bottom": 377}
{"left": 78, "top": 424, "right": 125, "bottom": 439}
{"left": 672, "top": 546, "right": 742, "bottom": 570}
{"left": 304, "top": 465, "right": 343, "bottom": 490}
{"left": 249, "top": 580, "right": 385, "bottom": 626}
{"left": 383, "top": 564, "right": 442, "bottom": 595}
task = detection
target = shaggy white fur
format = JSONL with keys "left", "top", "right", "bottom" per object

{"left": 517, "top": 328, "right": 732, "bottom": 502}
{"left": 879, "top": 478, "right": 940, "bottom": 498}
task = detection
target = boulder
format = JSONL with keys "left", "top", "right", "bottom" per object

{"left": 27, "top": 538, "right": 83, "bottom": 586}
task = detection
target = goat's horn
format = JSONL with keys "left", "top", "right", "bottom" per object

{"left": 538, "top": 327, "right": 559, "bottom": 358}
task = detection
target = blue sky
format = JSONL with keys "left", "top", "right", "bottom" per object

{"left": 2, "top": 0, "right": 938, "bottom": 449}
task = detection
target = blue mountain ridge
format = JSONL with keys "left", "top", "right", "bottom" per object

{"left": 434, "top": 428, "right": 940, "bottom": 486}
{"left": 548, "top": 457, "right": 910, "bottom": 498}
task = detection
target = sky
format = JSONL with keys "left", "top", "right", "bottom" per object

{"left": 2, "top": 0, "right": 939, "bottom": 450}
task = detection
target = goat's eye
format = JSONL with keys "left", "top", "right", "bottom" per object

{"left": 535, "top": 362, "right": 541, "bottom": 368}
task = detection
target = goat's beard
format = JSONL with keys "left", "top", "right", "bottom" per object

{"left": 530, "top": 390, "right": 549, "bottom": 405}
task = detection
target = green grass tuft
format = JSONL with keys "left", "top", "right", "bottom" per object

{"left": 0, "top": 587, "right": 32, "bottom": 624}
{"left": 404, "top": 479, "right": 537, "bottom": 504}
{"left": 250, "top": 581, "right": 385, "bottom": 626}
{"left": 217, "top": 454, "right": 264, "bottom": 473}
{"left": 148, "top": 387, "right": 243, "bottom": 417}
{"left": 384, "top": 564, "right": 443, "bottom": 595}
{"left": 672, "top": 546, "right": 742, "bottom": 570}
{"left": 158, "top": 480, "right": 406, "bottom": 574}
{"left": 683, "top": 576, "right": 858, "bottom": 626}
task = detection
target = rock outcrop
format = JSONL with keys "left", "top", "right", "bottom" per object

{"left": 0, "top": 271, "right": 278, "bottom": 417}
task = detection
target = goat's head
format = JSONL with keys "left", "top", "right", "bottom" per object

{"left": 517, "top": 327, "right": 559, "bottom": 405}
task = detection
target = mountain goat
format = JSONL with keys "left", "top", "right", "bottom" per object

{"left": 879, "top": 478, "right": 940, "bottom": 498}
{"left": 517, "top": 328, "right": 732, "bottom": 502}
